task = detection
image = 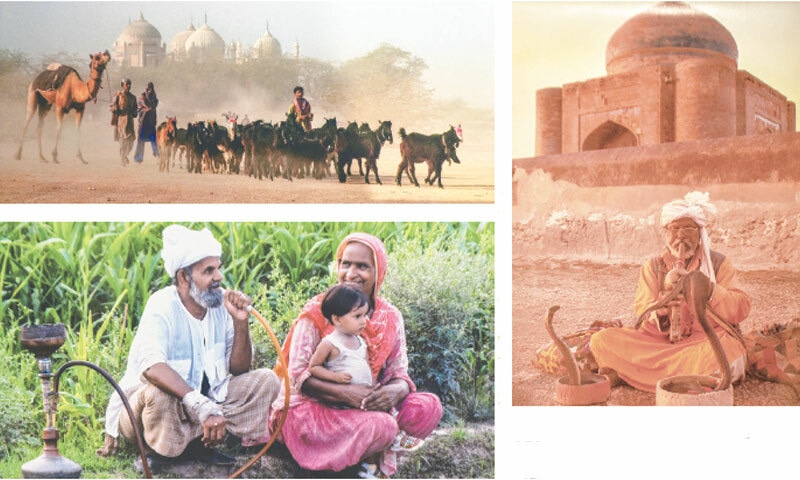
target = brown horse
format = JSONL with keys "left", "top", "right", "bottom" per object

{"left": 15, "top": 50, "right": 111, "bottom": 164}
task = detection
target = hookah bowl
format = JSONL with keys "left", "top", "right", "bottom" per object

{"left": 19, "top": 324, "right": 82, "bottom": 479}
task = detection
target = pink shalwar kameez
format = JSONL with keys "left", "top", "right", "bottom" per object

{"left": 263, "top": 233, "right": 442, "bottom": 475}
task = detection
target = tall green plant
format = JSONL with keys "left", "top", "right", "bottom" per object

{"left": 0, "top": 314, "right": 41, "bottom": 462}
{"left": 0, "top": 221, "right": 495, "bottom": 472}
{"left": 382, "top": 234, "right": 495, "bottom": 423}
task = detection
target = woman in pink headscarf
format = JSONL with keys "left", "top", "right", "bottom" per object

{"left": 266, "top": 233, "right": 442, "bottom": 477}
{"left": 589, "top": 192, "right": 752, "bottom": 392}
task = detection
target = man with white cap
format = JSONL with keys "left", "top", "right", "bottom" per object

{"left": 97, "top": 225, "right": 280, "bottom": 471}
{"left": 589, "top": 192, "right": 752, "bottom": 393}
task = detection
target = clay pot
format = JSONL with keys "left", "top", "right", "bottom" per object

{"left": 655, "top": 374, "right": 734, "bottom": 406}
{"left": 555, "top": 372, "right": 611, "bottom": 405}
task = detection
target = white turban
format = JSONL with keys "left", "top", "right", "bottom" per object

{"left": 660, "top": 191, "right": 718, "bottom": 282}
{"left": 161, "top": 225, "right": 222, "bottom": 278}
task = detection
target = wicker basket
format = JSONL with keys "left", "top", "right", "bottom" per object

{"left": 555, "top": 372, "right": 611, "bottom": 405}
{"left": 655, "top": 375, "right": 734, "bottom": 406}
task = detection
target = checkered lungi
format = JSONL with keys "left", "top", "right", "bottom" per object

{"left": 118, "top": 368, "right": 279, "bottom": 457}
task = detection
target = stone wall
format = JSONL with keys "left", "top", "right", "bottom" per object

{"left": 738, "top": 70, "right": 794, "bottom": 135}
{"left": 511, "top": 169, "right": 800, "bottom": 271}
{"left": 514, "top": 132, "right": 800, "bottom": 188}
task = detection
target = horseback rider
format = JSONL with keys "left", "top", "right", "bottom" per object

{"left": 288, "top": 86, "right": 313, "bottom": 132}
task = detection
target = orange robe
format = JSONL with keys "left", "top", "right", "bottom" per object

{"left": 589, "top": 251, "right": 751, "bottom": 392}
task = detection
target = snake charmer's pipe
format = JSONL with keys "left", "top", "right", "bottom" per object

{"left": 669, "top": 243, "right": 687, "bottom": 343}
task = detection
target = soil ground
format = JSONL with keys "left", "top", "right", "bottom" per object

{"left": 511, "top": 172, "right": 800, "bottom": 405}
{"left": 0, "top": 118, "right": 493, "bottom": 204}
{"left": 115, "top": 423, "right": 494, "bottom": 479}
{"left": 512, "top": 258, "right": 800, "bottom": 406}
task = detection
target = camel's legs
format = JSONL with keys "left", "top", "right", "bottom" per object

{"left": 14, "top": 89, "right": 38, "bottom": 161}
{"left": 35, "top": 104, "right": 52, "bottom": 163}
{"left": 73, "top": 107, "right": 87, "bottom": 164}
{"left": 51, "top": 107, "right": 67, "bottom": 164}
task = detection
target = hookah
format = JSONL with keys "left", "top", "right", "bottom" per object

{"left": 19, "top": 306, "right": 289, "bottom": 479}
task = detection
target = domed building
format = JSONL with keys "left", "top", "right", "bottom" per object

{"left": 168, "top": 20, "right": 196, "bottom": 61}
{"left": 605, "top": 1, "right": 738, "bottom": 75}
{"left": 112, "top": 12, "right": 166, "bottom": 68}
{"left": 535, "top": 1, "right": 796, "bottom": 155}
{"left": 225, "top": 40, "right": 244, "bottom": 63}
{"left": 252, "top": 24, "right": 283, "bottom": 59}
{"left": 185, "top": 16, "right": 226, "bottom": 62}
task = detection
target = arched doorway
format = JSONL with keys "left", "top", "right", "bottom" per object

{"left": 582, "top": 121, "right": 638, "bottom": 151}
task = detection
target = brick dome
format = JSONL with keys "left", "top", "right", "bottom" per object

{"left": 606, "top": 2, "right": 738, "bottom": 74}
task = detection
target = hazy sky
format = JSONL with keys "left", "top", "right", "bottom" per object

{"left": 512, "top": 1, "right": 800, "bottom": 158}
{"left": 0, "top": 1, "right": 494, "bottom": 108}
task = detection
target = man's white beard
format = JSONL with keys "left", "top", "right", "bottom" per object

{"left": 189, "top": 277, "right": 223, "bottom": 309}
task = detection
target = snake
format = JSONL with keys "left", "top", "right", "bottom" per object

{"left": 633, "top": 270, "right": 731, "bottom": 391}
{"left": 544, "top": 305, "right": 582, "bottom": 386}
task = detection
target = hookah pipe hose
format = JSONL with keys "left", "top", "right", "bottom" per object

{"left": 227, "top": 305, "right": 290, "bottom": 479}
{"left": 53, "top": 360, "right": 153, "bottom": 479}
{"left": 50, "top": 305, "right": 290, "bottom": 479}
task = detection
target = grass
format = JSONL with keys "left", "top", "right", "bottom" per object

{"left": 0, "top": 222, "right": 494, "bottom": 478}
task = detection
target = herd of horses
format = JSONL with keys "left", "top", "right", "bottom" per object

{"left": 155, "top": 114, "right": 463, "bottom": 188}
{"left": 13, "top": 49, "right": 465, "bottom": 188}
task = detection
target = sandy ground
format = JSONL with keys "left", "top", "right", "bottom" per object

{"left": 0, "top": 119, "right": 494, "bottom": 204}
{"left": 511, "top": 172, "right": 800, "bottom": 406}
{"left": 512, "top": 257, "right": 800, "bottom": 406}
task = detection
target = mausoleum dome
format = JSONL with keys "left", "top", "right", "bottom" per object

{"left": 116, "top": 12, "right": 162, "bottom": 46}
{"left": 606, "top": 1, "right": 738, "bottom": 74}
{"left": 185, "top": 17, "right": 226, "bottom": 61}
{"left": 169, "top": 21, "right": 196, "bottom": 58}
{"left": 253, "top": 25, "right": 283, "bottom": 59}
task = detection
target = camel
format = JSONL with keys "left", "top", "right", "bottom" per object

{"left": 14, "top": 50, "right": 111, "bottom": 164}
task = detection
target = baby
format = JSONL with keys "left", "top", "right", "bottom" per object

{"left": 309, "top": 284, "right": 424, "bottom": 453}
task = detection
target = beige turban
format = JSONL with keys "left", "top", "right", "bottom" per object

{"left": 660, "top": 191, "right": 718, "bottom": 282}
{"left": 161, "top": 225, "right": 222, "bottom": 278}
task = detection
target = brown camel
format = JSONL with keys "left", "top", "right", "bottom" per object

{"left": 14, "top": 50, "right": 111, "bottom": 164}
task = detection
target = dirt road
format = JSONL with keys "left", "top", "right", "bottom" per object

{"left": 0, "top": 119, "right": 493, "bottom": 204}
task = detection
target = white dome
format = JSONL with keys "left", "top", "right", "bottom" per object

{"left": 169, "top": 21, "right": 196, "bottom": 57}
{"left": 185, "top": 18, "right": 225, "bottom": 61}
{"left": 116, "top": 12, "right": 162, "bottom": 47}
{"left": 253, "top": 25, "right": 282, "bottom": 58}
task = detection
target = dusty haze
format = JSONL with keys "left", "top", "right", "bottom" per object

{"left": 0, "top": 61, "right": 494, "bottom": 204}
